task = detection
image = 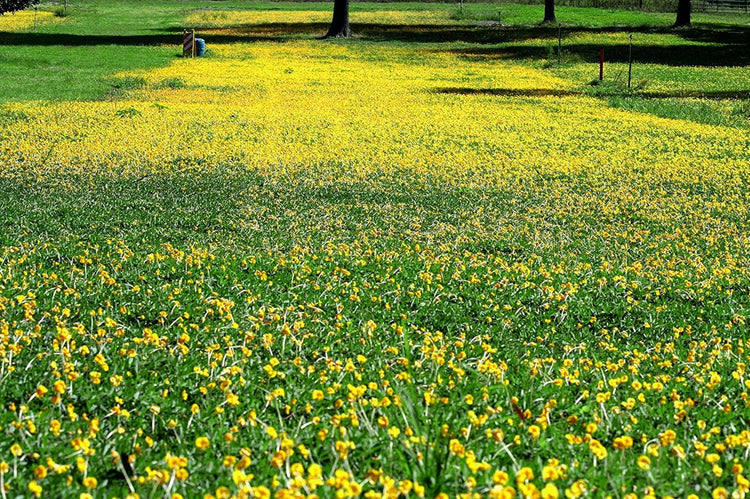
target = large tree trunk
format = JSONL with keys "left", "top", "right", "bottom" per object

{"left": 325, "top": 0, "right": 350, "bottom": 38}
{"left": 542, "top": 0, "right": 557, "bottom": 24}
{"left": 674, "top": 0, "right": 691, "bottom": 27}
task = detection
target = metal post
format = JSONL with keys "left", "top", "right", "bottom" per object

{"left": 599, "top": 48, "right": 604, "bottom": 81}
{"left": 627, "top": 34, "right": 633, "bottom": 88}
{"left": 558, "top": 23, "right": 562, "bottom": 65}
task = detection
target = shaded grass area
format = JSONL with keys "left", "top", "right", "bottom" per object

{"left": 0, "top": 163, "right": 741, "bottom": 259}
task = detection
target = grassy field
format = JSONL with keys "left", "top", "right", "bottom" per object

{"left": 1, "top": 1, "right": 750, "bottom": 498}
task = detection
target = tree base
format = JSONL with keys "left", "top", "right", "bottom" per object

{"left": 323, "top": 30, "right": 350, "bottom": 38}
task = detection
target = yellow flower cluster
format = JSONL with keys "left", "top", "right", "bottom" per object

{"left": 185, "top": 8, "right": 455, "bottom": 30}
{"left": 0, "top": 9, "right": 62, "bottom": 31}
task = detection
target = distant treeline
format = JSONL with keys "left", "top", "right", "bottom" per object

{"left": 306, "top": 0, "right": 750, "bottom": 14}
{"left": 501, "top": 0, "right": 747, "bottom": 13}
{"left": 498, "top": 0, "right": 678, "bottom": 12}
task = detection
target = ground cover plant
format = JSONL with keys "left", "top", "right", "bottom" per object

{"left": 1, "top": 1, "right": 749, "bottom": 497}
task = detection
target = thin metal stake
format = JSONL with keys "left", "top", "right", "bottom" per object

{"left": 627, "top": 34, "right": 633, "bottom": 88}
{"left": 558, "top": 23, "right": 562, "bottom": 65}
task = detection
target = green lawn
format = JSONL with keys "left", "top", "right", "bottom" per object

{"left": 0, "top": 2, "right": 749, "bottom": 497}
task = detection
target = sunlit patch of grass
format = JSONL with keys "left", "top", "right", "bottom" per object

{"left": 608, "top": 95, "right": 750, "bottom": 128}
{"left": 0, "top": 9, "right": 63, "bottom": 31}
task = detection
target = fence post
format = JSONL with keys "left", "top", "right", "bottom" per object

{"left": 627, "top": 34, "right": 633, "bottom": 88}
{"left": 183, "top": 30, "right": 195, "bottom": 58}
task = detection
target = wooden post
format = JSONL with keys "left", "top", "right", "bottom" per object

{"left": 599, "top": 48, "right": 604, "bottom": 81}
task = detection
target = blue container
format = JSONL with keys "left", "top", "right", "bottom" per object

{"left": 195, "top": 38, "right": 206, "bottom": 56}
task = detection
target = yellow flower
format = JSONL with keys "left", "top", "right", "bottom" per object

{"left": 83, "top": 476, "right": 98, "bottom": 489}
{"left": 565, "top": 480, "right": 588, "bottom": 498}
{"left": 516, "top": 467, "right": 534, "bottom": 485}
{"left": 588, "top": 439, "right": 608, "bottom": 459}
{"left": 528, "top": 425, "right": 541, "bottom": 440}
{"left": 541, "top": 483, "right": 559, "bottom": 499}
{"left": 33, "top": 465, "right": 47, "bottom": 479}
{"left": 542, "top": 462, "right": 560, "bottom": 481}
{"left": 712, "top": 487, "right": 729, "bottom": 499}
{"left": 637, "top": 455, "right": 650, "bottom": 470}
{"left": 195, "top": 436, "right": 210, "bottom": 450}
{"left": 492, "top": 470, "right": 509, "bottom": 485}
{"left": 613, "top": 436, "right": 633, "bottom": 450}
{"left": 28, "top": 481, "right": 43, "bottom": 497}
{"left": 659, "top": 429, "right": 677, "bottom": 446}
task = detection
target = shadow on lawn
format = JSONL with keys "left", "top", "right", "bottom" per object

{"left": 445, "top": 24, "right": 750, "bottom": 66}
{"left": 2, "top": 22, "right": 748, "bottom": 67}
{"left": 0, "top": 23, "right": 502, "bottom": 45}
{"left": 434, "top": 87, "right": 750, "bottom": 99}
{"left": 435, "top": 87, "right": 581, "bottom": 97}
{"left": 448, "top": 40, "right": 750, "bottom": 66}
{"left": 0, "top": 31, "right": 290, "bottom": 45}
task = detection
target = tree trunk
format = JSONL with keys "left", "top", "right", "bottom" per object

{"left": 674, "top": 0, "right": 691, "bottom": 27}
{"left": 542, "top": 0, "right": 557, "bottom": 24}
{"left": 325, "top": 0, "right": 350, "bottom": 38}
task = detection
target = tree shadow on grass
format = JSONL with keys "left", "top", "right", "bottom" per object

{"left": 434, "top": 87, "right": 750, "bottom": 99}
{"left": 434, "top": 87, "right": 581, "bottom": 97}
{"left": 2, "top": 22, "right": 748, "bottom": 66}
{"left": 448, "top": 41, "right": 750, "bottom": 66}
{"left": 0, "top": 23, "right": 504, "bottom": 45}
{"left": 0, "top": 31, "right": 291, "bottom": 46}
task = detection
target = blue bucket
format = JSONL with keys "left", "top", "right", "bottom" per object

{"left": 195, "top": 38, "right": 206, "bottom": 56}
